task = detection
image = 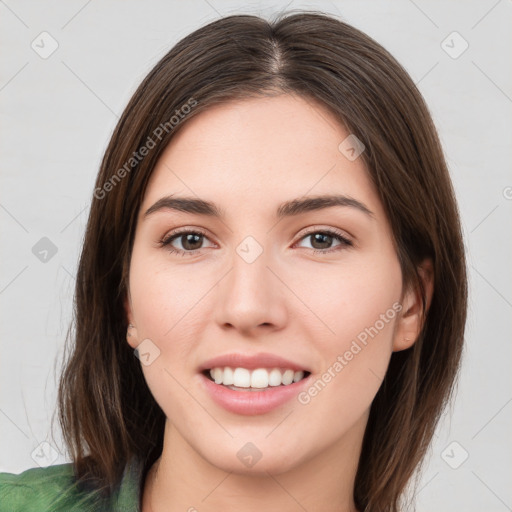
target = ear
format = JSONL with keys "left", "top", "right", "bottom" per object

{"left": 393, "top": 258, "right": 434, "bottom": 352}
{"left": 124, "top": 292, "right": 139, "bottom": 349}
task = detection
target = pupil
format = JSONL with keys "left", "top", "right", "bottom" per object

{"left": 183, "top": 233, "right": 202, "bottom": 250}
{"left": 312, "top": 233, "right": 331, "bottom": 249}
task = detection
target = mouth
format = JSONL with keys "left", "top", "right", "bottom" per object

{"left": 197, "top": 352, "right": 313, "bottom": 414}
{"left": 201, "top": 367, "right": 311, "bottom": 392}
{"left": 199, "top": 365, "right": 313, "bottom": 415}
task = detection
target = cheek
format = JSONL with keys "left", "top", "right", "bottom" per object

{"left": 290, "top": 247, "right": 402, "bottom": 350}
{"left": 294, "top": 250, "right": 402, "bottom": 408}
{"left": 129, "top": 247, "right": 211, "bottom": 340}
{"left": 128, "top": 256, "right": 205, "bottom": 420}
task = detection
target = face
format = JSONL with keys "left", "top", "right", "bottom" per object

{"left": 125, "top": 94, "right": 418, "bottom": 475}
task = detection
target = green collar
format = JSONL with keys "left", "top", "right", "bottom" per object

{"left": 113, "top": 456, "right": 145, "bottom": 511}
{"left": 0, "top": 456, "right": 146, "bottom": 511}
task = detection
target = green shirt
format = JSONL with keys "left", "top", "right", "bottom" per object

{"left": 0, "top": 457, "right": 144, "bottom": 511}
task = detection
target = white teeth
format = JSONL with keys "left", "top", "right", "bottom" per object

{"left": 293, "top": 370, "right": 304, "bottom": 383}
{"left": 233, "top": 368, "right": 251, "bottom": 388}
{"left": 268, "top": 368, "right": 282, "bottom": 387}
{"left": 208, "top": 367, "right": 307, "bottom": 388}
{"left": 282, "top": 369, "right": 294, "bottom": 385}
{"left": 213, "top": 367, "right": 223, "bottom": 385}
{"left": 223, "top": 366, "right": 234, "bottom": 385}
{"left": 250, "top": 368, "right": 269, "bottom": 388}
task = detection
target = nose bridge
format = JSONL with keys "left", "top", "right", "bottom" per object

{"left": 231, "top": 242, "right": 269, "bottom": 304}
{"left": 215, "top": 235, "right": 287, "bottom": 333}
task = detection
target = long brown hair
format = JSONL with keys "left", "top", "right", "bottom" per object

{"left": 56, "top": 10, "right": 467, "bottom": 511}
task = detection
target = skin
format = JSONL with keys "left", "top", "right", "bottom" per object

{"left": 124, "top": 93, "right": 433, "bottom": 512}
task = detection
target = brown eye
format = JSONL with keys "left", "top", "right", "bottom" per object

{"left": 175, "top": 233, "right": 204, "bottom": 251}
{"left": 159, "top": 229, "right": 214, "bottom": 256}
{"left": 296, "top": 229, "right": 353, "bottom": 254}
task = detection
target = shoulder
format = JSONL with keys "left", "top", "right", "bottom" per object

{"left": 0, "top": 463, "right": 102, "bottom": 512}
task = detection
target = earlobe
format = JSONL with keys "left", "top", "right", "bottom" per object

{"left": 393, "top": 258, "right": 434, "bottom": 352}
{"left": 126, "top": 323, "right": 139, "bottom": 348}
{"left": 124, "top": 293, "right": 139, "bottom": 348}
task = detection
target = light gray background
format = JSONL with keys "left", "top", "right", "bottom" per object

{"left": 1, "top": 1, "right": 511, "bottom": 510}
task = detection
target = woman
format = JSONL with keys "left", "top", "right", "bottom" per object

{"left": 0, "top": 10, "right": 467, "bottom": 512}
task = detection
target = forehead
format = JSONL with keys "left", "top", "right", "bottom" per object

{"left": 141, "top": 94, "right": 384, "bottom": 222}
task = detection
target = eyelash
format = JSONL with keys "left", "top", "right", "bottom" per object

{"left": 158, "top": 227, "right": 353, "bottom": 257}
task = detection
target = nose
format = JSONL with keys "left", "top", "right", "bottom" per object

{"left": 214, "top": 246, "right": 288, "bottom": 337}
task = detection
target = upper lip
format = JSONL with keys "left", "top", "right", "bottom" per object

{"left": 199, "top": 352, "right": 310, "bottom": 373}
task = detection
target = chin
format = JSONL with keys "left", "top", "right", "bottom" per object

{"left": 200, "top": 436, "right": 309, "bottom": 476}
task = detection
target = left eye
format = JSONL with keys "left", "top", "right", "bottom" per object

{"left": 295, "top": 230, "right": 353, "bottom": 253}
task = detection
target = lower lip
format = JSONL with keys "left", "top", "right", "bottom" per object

{"left": 199, "top": 373, "right": 311, "bottom": 416}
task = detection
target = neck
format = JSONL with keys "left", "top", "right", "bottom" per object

{"left": 142, "top": 415, "right": 366, "bottom": 512}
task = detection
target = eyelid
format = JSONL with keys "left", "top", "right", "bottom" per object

{"left": 161, "top": 226, "right": 210, "bottom": 241}
{"left": 294, "top": 225, "right": 353, "bottom": 242}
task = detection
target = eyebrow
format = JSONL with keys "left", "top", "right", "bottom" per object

{"left": 143, "top": 194, "right": 374, "bottom": 220}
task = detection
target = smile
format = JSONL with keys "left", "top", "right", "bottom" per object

{"left": 205, "top": 367, "right": 310, "bottom": 390}
{"left": 200, "top": 368, "right": 312, "bottom": 415}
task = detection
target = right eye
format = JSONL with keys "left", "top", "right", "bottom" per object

{"left": 158, "top": 228, "right": 215, "bottom": 256}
